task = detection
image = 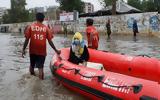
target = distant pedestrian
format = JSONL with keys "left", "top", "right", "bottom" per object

{"left": 19, "top": 28, "right": 22, "bottom": 33}
{"left": 63, "top": 23, "right": 68, "bottom": 37}
{"left": 106, "top": 19, "right": 111, "bottom": 39}
{"left": 86, "top": 18, "right": 99, "bottom": 50}
{"left": 133, "top": 20, "right": 138, "bottom": 37}
{"left": 22, "top": 13, "right": 61, "bottom": 80}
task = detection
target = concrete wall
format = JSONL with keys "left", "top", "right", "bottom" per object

{"left": 0, "top": 12, "right": 160, "bottom": 37}
{"left": 0, "top": 22, "right": 31, "bottom": 33}
{"left": 77, "top": 12, "right": 160, "bottom": 36}
{"left": 0, "top": 20, "right": 74, "bottom": 34}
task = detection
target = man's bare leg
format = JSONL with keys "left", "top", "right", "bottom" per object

{"left": 38, "top": 68, "right": 44, "bottom": 80}
{"left": 30, "top": 66, "right": 35, "bottom": 75}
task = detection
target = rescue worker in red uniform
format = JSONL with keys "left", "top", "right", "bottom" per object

{"left": 22, "top": 13, "right": 60, "bottom": 80}
{"left": 86, "top": 18, "right": 99, "bottom": 50}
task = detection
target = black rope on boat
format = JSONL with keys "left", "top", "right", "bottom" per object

{"left": 137, "top": 54, "right": 151, "bottom": 58}
{"left": 60, "top": 66, "right": 76, "bottom": 71}
{"left": 77, "top": 72, "right": 104, "bottom": 79}
{"left": 101, "top": 50, "right": 125, "bottom": 55}
{"left": 57, "top": 66, "right": 103, "bottom": 78}
{"left": 102, "top": 50, "right": 109, "bottom": 52}
{"left": 56, "top": 63, "right": 142, "bottom": 94}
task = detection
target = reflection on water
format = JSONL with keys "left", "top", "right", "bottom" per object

{"left": 0, "top": 32, "right": 160, "bottom": 100}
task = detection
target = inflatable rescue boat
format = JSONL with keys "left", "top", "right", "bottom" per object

{"left": 50, "top": 48, "right": 160, "bottom": 100}
{"left": 88, "top": 49, "right": 160, "bottom": 83}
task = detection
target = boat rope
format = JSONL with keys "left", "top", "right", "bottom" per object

{"left": 102, "top": 50, "right": 151, "bottom": 58}
{"left": 54, "top": 63, "right": 142, "bottom": 94}
{"left": 101, "top": 50, "right": 125, "bottom": 55}
{"left": 137, "top": 54, "right": 151, "bottom": 58}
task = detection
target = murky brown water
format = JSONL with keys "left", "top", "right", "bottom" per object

{"left": 0, "top": 32, "right": 160, "bottom": 100}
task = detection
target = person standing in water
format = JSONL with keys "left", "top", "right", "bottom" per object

{"left": 106, "top": 19, "right": 111, "bottom": 39}
{"left": 22, "top": 13, "right": 61, "bottom": 80}
{"left": 86, "top": 18, "right": 99, "bottom": 50}
{"left": 133, "top": 19, "right": 139, "bottom": 37}
{"left": 63, "top": 23, "right": 68, "bottom": 37}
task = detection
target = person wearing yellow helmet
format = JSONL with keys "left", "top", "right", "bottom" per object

{"left": 68, "top": 32, "right": 89, "bottom": 66}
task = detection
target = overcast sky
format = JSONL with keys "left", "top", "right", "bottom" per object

{"left": 0, "top": 0, "right": 102, "bottom": 11}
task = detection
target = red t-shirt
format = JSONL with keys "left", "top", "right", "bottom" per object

{"left": 25, "top": 22, "right": 53, "bottom": 56}
{"left": 86, "top": 26, "right": 99, "bottom": 49}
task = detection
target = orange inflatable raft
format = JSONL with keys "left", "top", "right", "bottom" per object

{"left": 88, "top": 49, "right": 160, "bottom": 83}
{"left": 50, "top": 48, "right": 160, "bottom": 100}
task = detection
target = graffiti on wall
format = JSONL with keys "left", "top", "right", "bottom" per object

{"left": 149, "top": 15, "right": 159, "bottom": 31}
{"left": 78, "top": 12, "right": 159, "bottom": 34}
{"left": 126, "top": 13, "right": 151, "bottom": 32}
{"left": 127, "top": 17, "right": 135, "bottom": 29}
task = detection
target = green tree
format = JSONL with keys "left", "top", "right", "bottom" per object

{"left": 127, "top": 0, "right": 160, "bottom": 12}
{"left": 141, "top": 0, "right": 147, "bottom": 11}
{"left": 56, "top": 0, "right": 84, "bottom": 13}
{"left": 142, "top": 0, "right": 154, "bottom": 12}
{"left": 127, "top": 0, "right": 142, "bottom": 11}
{"left": 99, "top": 0, "right": 117, "bottom": 15}
{"left": 154, "top": 0, "right": 160, "bottom": 12}
{"left": 141, "top": 0, "right": 160, "bottom": 12}
{"left": 2, "top": 13, "right": 10, "bottom": 24}
{"left": 27, "top": 9, "right": 36, "bottom": 22}
{"left": 99, "top": 0, "right": 112, "bottom": 8}
{"left": 2, "top": 0, "right": 30, "bottom": 24}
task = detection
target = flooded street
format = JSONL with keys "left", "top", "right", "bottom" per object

{"left": 0, "top": 32, "right": 160, "bottom": 100}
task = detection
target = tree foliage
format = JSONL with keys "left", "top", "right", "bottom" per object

{"left": 99, "top": 0, "right": 112, "bottom": 8}
{"left": 127, "top": 0, "right": 160, "bottom": 12}
{"left": 99, "top": 0, "right": 117, "bottom": 15}
{"left": 99, "top": 0, "right": 160, "bottom": 15}
{"left": 142, "top": 0, "right": 160, "bottom": 12}
{"left": 127, "top": 0, "right": 141, "bottom": 10}
{"left": 56, "top": 0, "right": 84, "bottom": 13}
{"left": 2, "top": 0, "right": 30, "bottom": 24}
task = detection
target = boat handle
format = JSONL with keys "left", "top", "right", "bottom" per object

{"left": 137, "top": 54, "right": 151, "bottom": 58}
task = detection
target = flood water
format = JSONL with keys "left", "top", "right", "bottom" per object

{"left": 0, "top": 32, "right": 160, "bottom": 100}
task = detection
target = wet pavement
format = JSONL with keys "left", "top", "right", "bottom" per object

{"left": 0, "top": 32, "right": 160, "bottom": 100}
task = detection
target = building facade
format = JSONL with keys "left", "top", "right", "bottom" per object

{"left": 29, "top": 7, "right": 45, "bottom": 13}
{"left": 46, "top": 6, "right": 60, "bottom": 20}
{"left": 84, "top": 2, "right": 94, "bottom": 13}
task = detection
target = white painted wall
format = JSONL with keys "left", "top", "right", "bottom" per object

{"left": 77, "top": 12, "right": 160, "bottom": 35}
